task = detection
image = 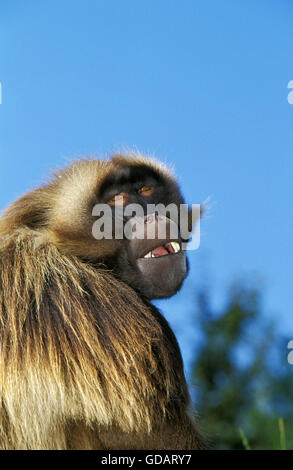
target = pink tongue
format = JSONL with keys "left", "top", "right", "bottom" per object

{"left": 152, "top": 245, "right": 168, "bottom": 257}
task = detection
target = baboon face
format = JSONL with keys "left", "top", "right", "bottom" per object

{"left": 93, "top": 160, "right": 189, "bottom": 299}
{"left": 29, "top": 155, "right": 193, "bottom": 300}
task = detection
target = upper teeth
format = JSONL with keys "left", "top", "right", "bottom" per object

{"left": 143, "top": 241, "right": 181, "bottom": 258}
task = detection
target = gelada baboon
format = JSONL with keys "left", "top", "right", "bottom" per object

{"left": 0, "top": 153, "right": 204, "bottom": 450}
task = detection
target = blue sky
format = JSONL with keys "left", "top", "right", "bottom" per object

{"left": 0, "top": 0, "right": 292, "bottom": 376}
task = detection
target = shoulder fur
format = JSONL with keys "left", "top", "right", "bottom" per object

{"left": 0, "top": 228, "right": 187, "bottom": 449}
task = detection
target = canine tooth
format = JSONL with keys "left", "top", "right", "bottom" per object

{"left": 151, "top": 251, "right": 155, "bottom": 258}
{"left": 171, "top": 242, "right": 180, "bottom": 253}
{"left": 144, "top": 251, "right": 151, "bottom": 258}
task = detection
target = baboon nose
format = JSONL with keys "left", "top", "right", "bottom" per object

{"left": 145, "top": 212, "right": 159, "bottom": 225}
{"left": 146, "top": 214, "right": 154, "bottom": 224}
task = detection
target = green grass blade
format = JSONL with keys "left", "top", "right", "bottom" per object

{"left": 278, "top": 417, "right": 286, "bottom": 450}
{"left": 239, "top": 428, "right": 251, "bottom": 450}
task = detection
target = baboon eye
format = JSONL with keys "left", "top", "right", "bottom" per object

{"left": 108, "top": 192, "right": 129, "bottom": 206}
{"left": 138, "top": 185, "right": 155, "bottom": 197}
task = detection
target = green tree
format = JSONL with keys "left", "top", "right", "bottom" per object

{"left": 191, "top": 281, "right": 293, "bottom": 450}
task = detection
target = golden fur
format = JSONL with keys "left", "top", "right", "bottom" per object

{"left": 0, "top": 154, "right": 204, "bottom": 449}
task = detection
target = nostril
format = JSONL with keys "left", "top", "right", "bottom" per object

{"left": 146, "top": 214, "right": 154, "bottom": 224}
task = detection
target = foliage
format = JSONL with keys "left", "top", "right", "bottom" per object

{"left": 191, "top": 281, "right": 293, "bottom": 450}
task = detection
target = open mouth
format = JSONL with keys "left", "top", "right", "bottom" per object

{"left": 142, "top": 241, "right": 181, "bottom": 259}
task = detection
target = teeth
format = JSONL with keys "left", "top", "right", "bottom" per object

{"left": 170, "top": 242, "right": 180, "bottom": 253}
{"left": 143, "top": 242, "right": 181, "bottom": 258}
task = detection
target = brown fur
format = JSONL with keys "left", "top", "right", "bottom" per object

{"left": 0, "top": 154, "right": 204, "bottom": 449}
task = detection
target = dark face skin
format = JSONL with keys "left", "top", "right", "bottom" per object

{"left": 96, "top": 164, "right": 189, "bottom": 299}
